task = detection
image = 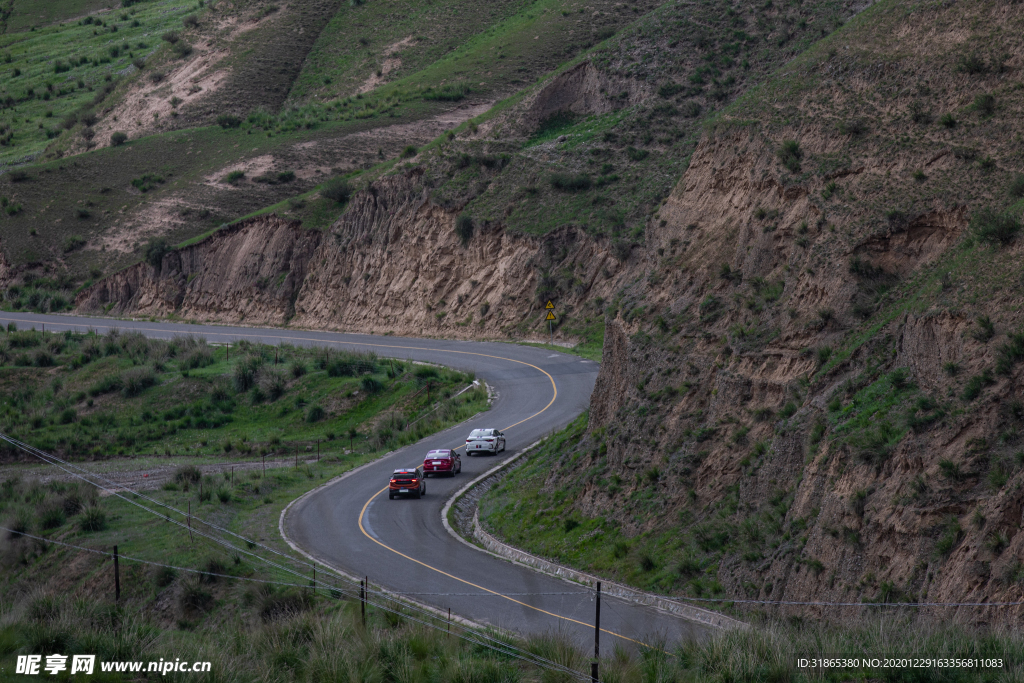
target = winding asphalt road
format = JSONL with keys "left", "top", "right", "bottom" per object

{"left": 1, "top": 312, "right": 710, "bottom": 650}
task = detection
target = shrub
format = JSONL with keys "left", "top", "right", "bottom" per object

{"left": 182, "top": 14, "right": 199, "bottom": 27}
{"left": 144, "top": 238, "right": 169, "bottom": 268}
{"left": 1002, "top": 174, "right": 1024, "bottom": 201}
{"left": 178, "top": 576, "right": 213, "bottom": 613}
{"left": 258, "top": 587, "right": 312, "bottom": 622}
{"left": 908, "top": 101, "right": 931, "bottom": 125}
{"left": 233, "top": 363, "right": 256, "bottom": 392}
{"left": 153, "top": 565, "right": 177, "bottom": 588}
{"left": 174, "top": 465, "right": 201, "bottom": 485}
{"left": 62, "top": 235, "right": 86, "bottom": 252}
{"left": 121, "top": 367, "right": 156, "bottom": 397}
{"left": 956, "top": 53, "right": 988, "bottom": 74}
{"left": 216, "top": 487, "right": 231, "bottom": 503}
{"left": 838, "top": 119, "right": 865, "bottom": 136}
{"left": 852, "top": 420, "right": 900, "bottom": 466}
{"left": 162, "top": 31, "right": 180, "bottom": 44}
{"left": 550, "top": 172, "right": 592, "bottom": 191}
{"left": 657, "top": 82, "right": 684, "bottom": 98}
{"left": 289, "top": 360, "right": 307, "bottom": 378}
{"left": 995, "top": 332, "right": 1024, "bottom": 375}
{"left": 216, "top": 114, "right": 242, "bottom": 129}
{"left": 934, "top": 517, "right": 962, "bottom": 557}
{"left": 972, "top": 315, "right": 996, "bottom": 343}
{"left": 224, "top": 170, "right": 245, "bottom": 184}
{"left": 259, "top": 369, "right": 286, "bottom": 401}
{"left": 131, "top": 173, "right": 164, "bottom": 192}
{"left": 306, "top": 405, "right": 325, "bottom": 423}
{"left": 973, "top": 93, "right": 996, "bottom": 116}
{"left": 361, "top": 376, "right": 383, "bottom": 394}
{"left": 625, "top": 146, "right": 648, "bottom": 161}
{"left": 422, "top": 83, "right": 469, "bottom": 101}
{"left": 276, "top": 170, "right": 295, "bottom": 183}
{"left": 939, "top": 112, "right": 956, "bottom": 129}
{"left": 972, "top": 207, "right": 1021, "bottom": 245}
{"left": 39, "top": 503, "right": 66, "bottom": 529}
{"left": 962, "top": 369, "right": 994, "bottom": 400}
{"left": 321, "top": 178, "right": 351, "bottom": 203}
{"left": 777, "top": 140, "right": 802, "bottom": 173}
{"left": 79, "top": 505, "right": 107, "bottom": 532}
{"left": 455, "top": 215, "right": 473, "bottom": 245}
{"left": 172, "top": 41, "right": 193, "bottom": 58}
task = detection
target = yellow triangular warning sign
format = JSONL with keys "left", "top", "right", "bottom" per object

{"left": 546, "top": 311, "right": 556, "bottom": 321}
{"left": 545, "top": 300, "right": 554, "bottom": 309}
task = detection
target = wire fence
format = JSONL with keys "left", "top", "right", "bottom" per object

{"left": 0, "top": 432, "right": 592, "bottom": 681}
{"left": 3, "top": 426, "right": 1023, "bottom": 682}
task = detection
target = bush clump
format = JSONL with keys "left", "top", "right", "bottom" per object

{"left": 455, "top": 215, "right": 473, "bottom": 245}
{"left": 550, "top": 173, "right": 592, "bottom": 192}
{"left": 79, "top": 505, "right": 107, "bottom": 532}
{"left": 121, "top": 367, "right": 157, "bottom": 397}
{"left": 110, "top": 131, "right": 128, "bottom": 146}
{"left": 423, "top": 84, "right": 469, "bottom": 102}
{"left": 972, "top": 207, "right": 1021, "bottom": 246}
{"left": 216, "top": 114, "right": 242, "bottom": 129}
{"left": 321, "top": 178, "right": 351, "bottom": 203}
{"left": 777, "top": 140, "right": 802, "bottom": 173}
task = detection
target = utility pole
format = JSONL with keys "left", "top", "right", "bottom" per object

{"left": 592, "top": 581, "right": 601, "bottom": 683}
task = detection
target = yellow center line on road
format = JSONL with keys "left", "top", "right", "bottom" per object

{"left": 4, "top": 316, "right": 658, "bottom": 649}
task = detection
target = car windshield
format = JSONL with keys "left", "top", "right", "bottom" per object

{"left": 427, "top": 454, "right": 449, "bottom": 459}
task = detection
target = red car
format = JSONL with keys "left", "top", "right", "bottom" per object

{"left": 389, "top": 467, "right": 426, "bottom": 499}
{"left": 422, "top": 449, "right": 461, "bottom": 477}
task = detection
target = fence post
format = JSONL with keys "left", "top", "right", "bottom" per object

{"left": 592, "top": 581, "right": 601, "bottom": 683}
{"left": 187, "top": 502, "right": 193, "bottom": 545}
{"left": 113, "top": 545, "right": 120, "bottom": 602}
{"left": 360, "top": 580, "right": 366, "bottom": 626}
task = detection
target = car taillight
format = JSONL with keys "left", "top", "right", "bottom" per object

{"left": 484, "top": 438, "right": 493, "bottom": 442}
{"left": 390, "top": 479, "right": 397, "bottom": 483}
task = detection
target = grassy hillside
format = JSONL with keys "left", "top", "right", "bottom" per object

{"left": 478, "top": 0, "right": 1024, "bottom": 623}
{"left": 1, "top": 472, "right": 1020, "bottom": 682}
{"left": 0, "top": 0, "right": 203, "bottom": 164}
{"left": 0, "top": 326, "right": 485, "bottom": 460}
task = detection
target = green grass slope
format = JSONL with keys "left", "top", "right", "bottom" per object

{"left": 0, "top": 326, "right": 485, "bottom": 460}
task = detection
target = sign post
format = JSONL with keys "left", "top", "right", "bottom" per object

{"left": 545, "top": 300, "right": 555, "bottom": 345}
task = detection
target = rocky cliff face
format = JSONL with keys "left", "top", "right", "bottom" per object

{"left": 580, "top": 125, "right": 1024, "bottom": 624}
{"left": 76, "top": 216, "right": 322, "bottom": 326}
{"left": 78, "top": 171, "right": 626, "bottom": 339}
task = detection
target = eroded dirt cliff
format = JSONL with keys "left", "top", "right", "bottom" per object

{"left": 77, "top": 216, "right": 322, "bottom": 325}
{"left": 78, "top": 171, "right": 626, "bottom": 340}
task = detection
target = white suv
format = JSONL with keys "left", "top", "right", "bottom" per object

{"left": 466, "top": 428, "right": 505, "bottom": 456}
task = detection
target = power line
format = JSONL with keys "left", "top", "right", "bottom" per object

{"left": 0, "top": 436, "right": 592, "bottom": 680}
